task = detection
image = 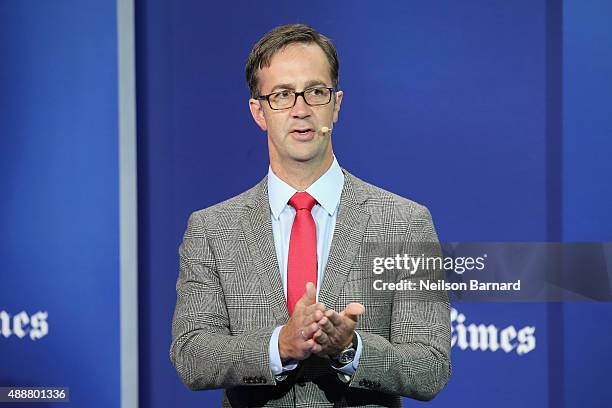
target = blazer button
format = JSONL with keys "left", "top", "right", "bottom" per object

{"left": 243, "top": 376, "right": 248, "bottom": 383}
{"left": 359, "top": 379, "right": 365, "bottom": 386}
{"left": 261, "top": 377, "right": 267, "bottom": 384}
{"left": 275, "top": 374, "right": 288, "bottom": 382}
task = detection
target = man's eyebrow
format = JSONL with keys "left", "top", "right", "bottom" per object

{"left": 270, "top": 80, "right": 329, "bottom": 92}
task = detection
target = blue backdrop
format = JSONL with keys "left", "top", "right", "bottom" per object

{"left": 1, "top": 1, "right": 121, "bottom": 407}
{"left": 1, "top": 0, "right": 610, "bottom": 407}
{"left": 136, "top": 0, "right": 611, "bottom": 407}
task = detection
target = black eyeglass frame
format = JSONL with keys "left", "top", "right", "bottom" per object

{"left": 256, "top": 87, "right": 339, "bottom": 110}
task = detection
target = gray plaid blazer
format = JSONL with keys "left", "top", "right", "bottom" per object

{"left": 170, "top": 169, "right": 451, "bottom": 407}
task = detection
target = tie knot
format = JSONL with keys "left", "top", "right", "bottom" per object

{"left": 289, "top": 192, "right": 317, "bottom": 211}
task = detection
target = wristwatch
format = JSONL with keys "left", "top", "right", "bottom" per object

{"left": 330, "top": 333, "right": 358, "bottom": 368}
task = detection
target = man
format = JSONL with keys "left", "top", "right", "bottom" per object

{"left": 170, "top": 24, "right": 451, "bottom": 407}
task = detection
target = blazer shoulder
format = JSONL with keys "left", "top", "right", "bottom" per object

{"left": 345, "top": 171, "right": 433, "bottom": 221}
{"left": 187, "top": 177, "right": 266, "bottom": 230}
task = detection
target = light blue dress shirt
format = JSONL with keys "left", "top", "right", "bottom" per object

{"left": 267, "top": 157, "right": 363, "bottom": 377}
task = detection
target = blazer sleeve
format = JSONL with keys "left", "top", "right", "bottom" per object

{"left": 169, "top": 211, "right": 277, "bottom": 390}
{"left": 349, "top": 204, "right": 452, "bottom": 401}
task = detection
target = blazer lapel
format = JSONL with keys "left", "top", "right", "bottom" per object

{"left": 318, "top": 173, "right": 370, "bottom": 308}
{"left": 241, "top": 177, "right": 290, "bottom": 324}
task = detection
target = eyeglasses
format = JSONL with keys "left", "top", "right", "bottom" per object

{"left": 256, "top": 86, "right": 338, "bottom": 110}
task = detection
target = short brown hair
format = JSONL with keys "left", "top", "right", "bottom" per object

{"left": 245, "top": 24, "right": 339, "bottom": 98}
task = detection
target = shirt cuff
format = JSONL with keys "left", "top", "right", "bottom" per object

{"left": 269, "top": 325, "right": 299, "bottom": 376}
{"left": 332, "top": 331, "right": 363, "bottom": 376}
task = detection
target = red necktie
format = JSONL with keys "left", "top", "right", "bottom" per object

{"left": 286, "top": 192, "right": 318, "bottom": 315}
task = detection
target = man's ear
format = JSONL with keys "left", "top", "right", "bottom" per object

{"left": 249, "top": 99, "right": 267, "bottom": 131}
{"left": 332, "top": 90, "right": 343, "bottom": 123}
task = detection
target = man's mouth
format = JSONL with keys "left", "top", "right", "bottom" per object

{"left": 291, "top": 128, "right": 314, "bottom": 134}
{"left": 289, "top": 127, "right": 315, "bottom": 141}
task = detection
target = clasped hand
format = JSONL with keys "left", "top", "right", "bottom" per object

{"left": 279, "top": 282, "right": 365, "bottom": 363}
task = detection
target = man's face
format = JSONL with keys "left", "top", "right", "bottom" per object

{"left": 249, "top": 43, "right": 343, "bottom": 168}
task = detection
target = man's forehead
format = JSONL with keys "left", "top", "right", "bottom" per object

{"left": 257, "top": 43, "right": 332, "bottom": 91}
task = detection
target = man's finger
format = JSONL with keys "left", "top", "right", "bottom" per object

{"left": 304, "top": 338, "right": 322, "bottom": 354}
{"left": 301, "top": 322, "right": 319, "bottom": 339}
{"left": 325, "top": 309, "right": 343, "bottom": 326}
{"left": 313, "top": 329, "right": 330, "bottom": 345}
{"left": 304, "top": 282, "right": 316, "bottom": 303}
{"left": 317, "top": 315, "right": 335, "bottom": 334}
{"left": 295, "top": 282, "right": 317, "bottom": 309}
{"left": 339, "top": 302, "right": 365, "bottom": 322}
{"left": 309, "top": 339, "right": 322, "bottom": 354}
{"left": 302, "top": 309, "right": 324, "bottom": 327}
{"left": 304, "top": 302, "right": 326, "bottom": 316}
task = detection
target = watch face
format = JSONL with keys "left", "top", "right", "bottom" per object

{"left": 338, "top": 348, "right": 356, "bottom": 364}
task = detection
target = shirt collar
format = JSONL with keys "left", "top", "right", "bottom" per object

{"left": 268, "top": 156, "right": 345, "bottom": 220}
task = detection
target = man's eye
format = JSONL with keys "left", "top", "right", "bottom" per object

{"left": 311, "top": 88, "right": 325, "bottom": 96}
{"left": 275, "top": 91, "right": 292, "bottom": 99}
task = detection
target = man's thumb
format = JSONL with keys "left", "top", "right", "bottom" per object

{"left": 339, "top": 303, "right": 365, "bottom": 321}
{"left": 299, "top": 282, "right": 316, "bottom": 306}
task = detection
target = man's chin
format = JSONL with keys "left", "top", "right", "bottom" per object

{"left": 286, "top": 147, "right": 329, "bottom": 164}
{"left": 288, "top": 153, "right": 318, "bottom": 163}
{"left": 270, "top": 141, "right": 331, "bottom": 167}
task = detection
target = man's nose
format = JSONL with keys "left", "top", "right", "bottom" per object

{"left": 291, "top": 94, "right": 310, "bottom": 118}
